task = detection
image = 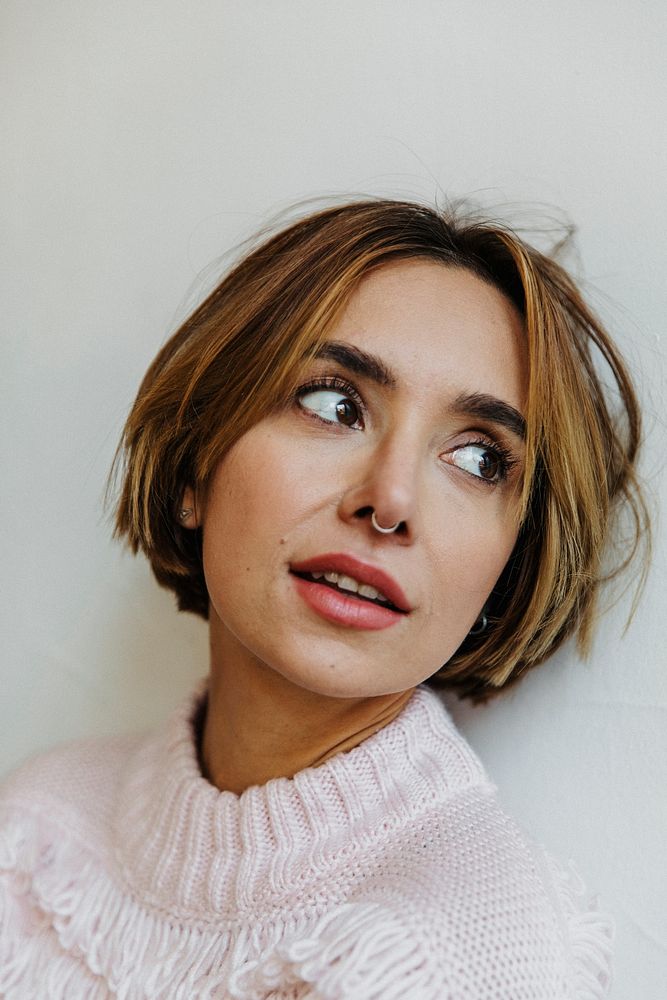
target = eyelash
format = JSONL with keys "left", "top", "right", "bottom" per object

{"left": 294, "top": 376, "right": 517, "bottom": 486}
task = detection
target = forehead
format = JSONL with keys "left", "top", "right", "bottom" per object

{"left": 330, "top": 258, "right": 528, "bottom": 410}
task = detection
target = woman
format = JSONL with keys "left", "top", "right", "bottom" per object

{"left": 0, "top": 199, "right": 648, "bottom": 998}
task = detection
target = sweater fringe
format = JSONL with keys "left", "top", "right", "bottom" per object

{"left": 1, "top": 808, "right": 617, "bottom": 1000}
{"left": 227, "top": 900, "right": 441, "bottom": 1000}
{"left": 0, "top": 811, "right": 239, "bottom": 999}
{"left": 543, "top": 851, "right": 615, "bottom": 1000}
{"left": 2, "top": 811, "right": 440, "bottom": 1000}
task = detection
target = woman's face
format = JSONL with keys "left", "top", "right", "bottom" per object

{"left": 193, "top": 259, "right": 528, "bottom": 697}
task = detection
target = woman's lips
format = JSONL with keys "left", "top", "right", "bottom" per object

{"left": 291, "top": 574, "right": 404, "bottom": 630}
{"left": 289, "top": 552, "right": 411, "bottom": 613}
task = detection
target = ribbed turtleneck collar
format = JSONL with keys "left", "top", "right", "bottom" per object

{"left": 113, "top": 678, "right": 487, "bottom": 920}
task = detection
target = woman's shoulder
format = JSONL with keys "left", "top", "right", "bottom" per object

{"left": 312, "top": 683, "right": 616, "bottom": 998}
{"left": 295, "top": 832, "right": 612, "bottom": 999}
{"left": 229, "top": 837, "right": 615, "bottom": 1000}
{"left": 0, "top": 730, "right": 145, "bottom": 999}
{"left": 0, "top": 728, "right": 145, "bottom": 844}
{"left": 405, "top": 723, "right": 616, "bottom": 996}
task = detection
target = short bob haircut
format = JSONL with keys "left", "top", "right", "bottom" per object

{"left": 112, "top": 198, "right": 649, "bottom": 702}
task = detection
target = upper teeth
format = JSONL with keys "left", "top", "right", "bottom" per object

{"left": 311, "top": 571, "right": 390, "bottom": 604}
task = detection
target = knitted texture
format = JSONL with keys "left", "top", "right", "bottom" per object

{"left": 0, "top": 680, "right": 613, "bottom": 999}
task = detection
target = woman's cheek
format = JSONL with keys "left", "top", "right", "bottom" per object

{"left": 430, "top": 518, "right": 516, "bottom": 617}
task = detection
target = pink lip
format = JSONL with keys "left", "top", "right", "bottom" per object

{"left": 291, "top": 575, "right": 403, "bottom": 630}
{"left": 289, "top": 552, "right": 412, "bottom": 614}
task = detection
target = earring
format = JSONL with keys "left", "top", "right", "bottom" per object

{"left": 178, "top": 508, "right": 193, "bottom": 521}
{"left": 468, "top": 610, "right": 488, "bottom": 636}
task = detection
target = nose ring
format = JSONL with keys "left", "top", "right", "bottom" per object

{"left": 371, "top": 511, "right": 401, "bottom": 534}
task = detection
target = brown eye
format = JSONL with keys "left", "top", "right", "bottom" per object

{"left": 335, "top": 398, "right": 360, "bottom": 427}
{"left": 450, "top": 444, "right": 507, "bottom": 483}
{"left": 478, "top": 450, "right": 502, "bottom": 481}
{"left": 298, "top": 387, "right": 364, "bottom": 429}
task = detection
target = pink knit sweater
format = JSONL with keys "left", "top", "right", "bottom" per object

{"left": 0, "top": 679, "right": 613, "bottom": 999}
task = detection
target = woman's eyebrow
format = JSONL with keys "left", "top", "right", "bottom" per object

{"left": 311, "top": 341, "right": 526, "bottom": 441}
{"left": 312, "top": 341, "right": 397, "bottom": 388}
{"left": 451, "top": 391, "right": 526, "bottom": 441}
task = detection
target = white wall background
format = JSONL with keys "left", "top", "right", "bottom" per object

{"left": 2, "top": 1, "right": 666, "bottom": 994}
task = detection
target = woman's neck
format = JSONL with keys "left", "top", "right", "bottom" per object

{"left": 199, "top": 616, "right": 415, "bottom": 796}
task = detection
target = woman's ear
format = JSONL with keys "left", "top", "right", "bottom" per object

{"left": 177, "top": 486, "right": 200, "bottom": 529}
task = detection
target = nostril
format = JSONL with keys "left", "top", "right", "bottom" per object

{"left": 354, "top": 506, "right": 374, "bottom": 520}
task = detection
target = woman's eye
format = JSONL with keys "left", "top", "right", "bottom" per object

{"left": 450, "top": 444, "right": 505, "bottom": 482}
{"left": 298, "top": 388, "right": 363, "bottom": 429}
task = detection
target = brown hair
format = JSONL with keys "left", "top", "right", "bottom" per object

{"left": 110, "top": 198, "right": 650, "bottom": 701}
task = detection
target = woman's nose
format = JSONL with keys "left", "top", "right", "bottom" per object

{"left": 337, "top": 435, "right": 421, "bottom": 542}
